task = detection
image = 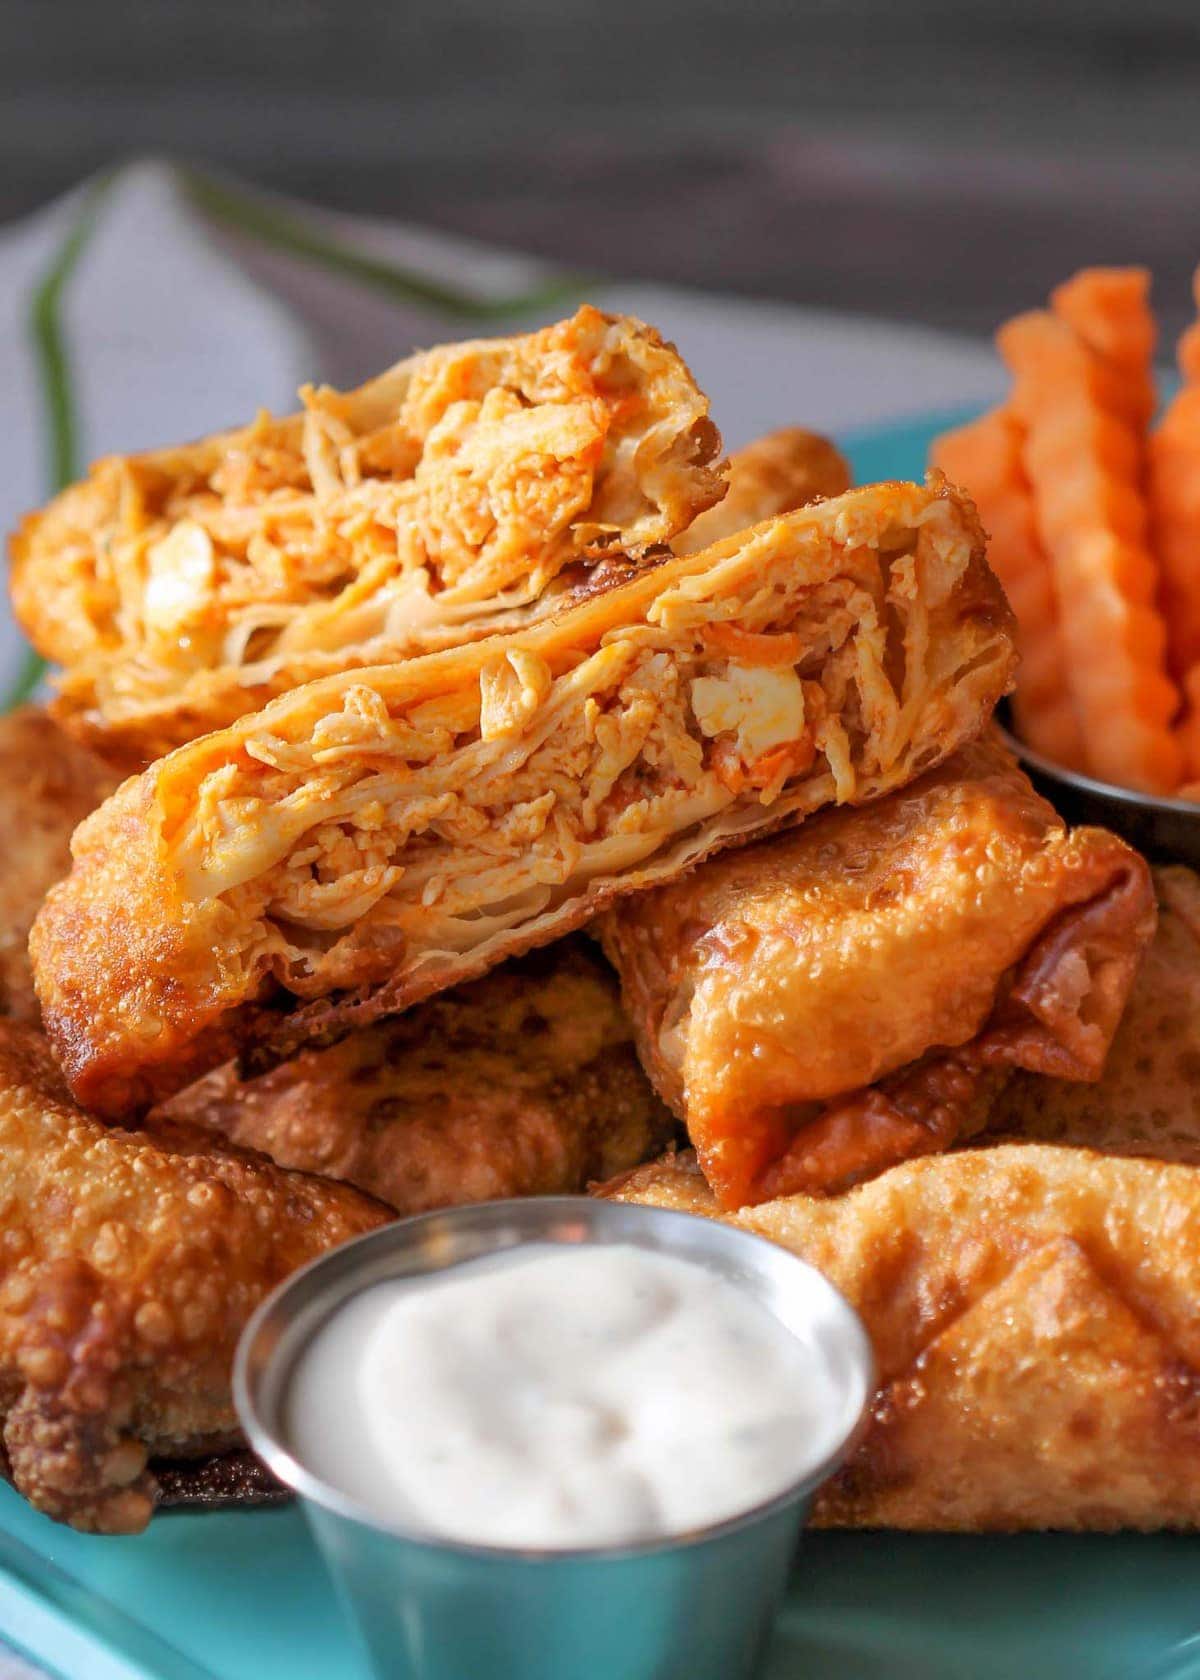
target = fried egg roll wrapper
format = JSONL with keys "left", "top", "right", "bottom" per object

{"left": 12, "top": 307, "right": 723, "bottom": 760}
{"left": 600, "top": 735, "right": 1154, "bottom": 1207}
{"left": 673, "top": 427, "right": 851, "bottom": 554}
{"left": 0, "top": 1024, "right": 387, "bottom": 1533}
{"left": 31, "top": 478, "right": 1015, "bottom": 1117}
{"left": 158, "top": 941, "right": 676, "bottom": 1212}
{"left": 0, "top": 707, "right": 118, "bottom": 1022}
{"left": 604, "top": 1144, "right": 1200, "bottom": 1531}
{"left": 990, "top": 864, "right": 1200, "bottom": 1163}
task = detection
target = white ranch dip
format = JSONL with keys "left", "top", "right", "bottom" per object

{"left": 284, "top": 1241, "right": 854, "bottom": 1550}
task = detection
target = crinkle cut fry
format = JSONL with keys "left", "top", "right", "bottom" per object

{"left": 30, "top": 479, "right": 1015, "bottom": 1118}
{"left": 998, "top": 309, "right": 1181, "bottom": 794}
{"left": 602, "top": 1144, "right": 1200, "bottom": 1532}
{"left": 1151, "top": 268, "right": 1200, "bottom": 712}
{"left": 1051, "top": 267, "right": 1157, "bottom": 433}
{"left": 0, "top": 1023, "right": 386, "bottom": 1533}
{"left": 931, "top": 409, "right": 1085, "bottom": 768}
{"left": 11, "top": 306, "right": 725, "bottom": 760}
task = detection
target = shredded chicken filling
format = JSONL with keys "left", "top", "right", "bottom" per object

{"left": 40, "top": 313, "right": 717, "bottom": 721}
{"left": 172, "top": 526, "right": 962, "bottom": 1000}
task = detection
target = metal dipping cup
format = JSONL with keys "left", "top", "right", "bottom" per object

{"left": 235, "top": 1196, "right": 875, "bottom": 1680}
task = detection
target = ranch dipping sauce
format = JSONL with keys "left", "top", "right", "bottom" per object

{"left": 284, "top": 1240, "right": 858, "bottom": 1551}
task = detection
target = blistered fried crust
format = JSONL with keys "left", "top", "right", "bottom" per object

{"left": 0, "top": 708, "right": 119, "bottom": 1022}
{"left": 12, "top": 307, "right": 723, "bottom": 759}
{"left": 158, "top": 941, "right": 675, "bottom": 1211}
{"left": 991, "top": 865, "right": 1200, "bottom": 1162}
{"left": 674, "top": 428, "right": 851, "bottom": 554}
{"left": 605, "top": 1144, "right": 1200, "bottom": 1531}
{"left": 600, "top": 735, "right": 1154, "bottom": 1207}
{"left": 32, "top": 480, "right": 1014, "bottom": 1115}
{"left": 0, "top": 1024, "right": 386, "bottom": 1533}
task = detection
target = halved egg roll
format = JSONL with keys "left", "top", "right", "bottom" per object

{"left": 32, "top": 478, "right": 1015, "bottom": 1117}
{"left": 673, "top": 427, "right": 851, "bottom": 554}
{"left": 11, "top": 307, "right": 723, "bottom": 760}
{"left": 157, "top": 940, "right": 676, "bottom": 1213}
{"left": 604, "top": 1143, "right": 1200, "bottom": 1532}
{"left": 600, "top": 735, "right": 1155, "bottom": 1207}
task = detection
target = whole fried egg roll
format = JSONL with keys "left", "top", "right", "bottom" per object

{"left": 600, "top": 735, "right": 1154, "bottom": 1208}
{"left": 158, "top": 941, "right": 676, "bottom": 1212}
{"left": 0, "top": 707, "right": 118, "bottom": 1022}
{"left": 674, "top": 427, "right": 851, "bottom": 554}
{"left": 0, "top": 1023, "right": 386, "bottom": 1534}
{"left": 31, "top": 478, "right": 1015, "bottom": 1117}
{"left": 604, "top": 1144, "right": 1200, "bottom": 1532}
{"left": 11, "top": 308, "right": 723, "bottom": 760}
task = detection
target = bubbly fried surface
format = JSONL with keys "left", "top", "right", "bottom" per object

{"left": 991, "top": 864, "right": 1200, "bottom": 1162}
{"left": 674, "top": 427, "right": 851, "bottom": 554}
{"left": 159, "top": 941, "right": 675, "bottom": 1212}
{"left": 605, "top": 1144, "right": 1200, "bottom": 1531}
{"left": 0, "top": 707, "right": 118, "bottom": 1022}
{"left": 601, "top": 735, "right": 1154, "bottom": 1207}
{"left": 31, "top": 479, "right": 1015, "bottom": 1117}
{"left": 12, "top": 308, "right": 723, "bottom": 759}
{"left": 0, "top": 1024, "right": 386, "bottom": 1533}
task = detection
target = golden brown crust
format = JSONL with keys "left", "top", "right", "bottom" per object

{"left": 0, "top": 707, "right": 119, "bottom": 1022}
{"left": 600, "top": 735, "right": 1154, "bottom": 1206}
{"left": 0, "top": 1022, "right": 386, "bottom": 1533}
{"left": 12, "top": 308, "right": 723, "bottom": 761}
{"left": 159, "top": 941, "right": 676, "bottom": 1211}
{"left": 604, "top": 1143, "right": 1200, "bottom": 1531}
{"left": 990, "top": 865, "right": 1200, "bottom": 1162}
{"left": 673, "top": 428, "right": 851, "bottom": 554}
{"left": 31, "top": 478, "right": 1016, "bottom": 1116}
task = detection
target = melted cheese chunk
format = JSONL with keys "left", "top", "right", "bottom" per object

{"left": 143, "top": 522, "right": 216, "bottom": 637}
{"left": 690, "top": 662, "right": 806, "bottom": 763}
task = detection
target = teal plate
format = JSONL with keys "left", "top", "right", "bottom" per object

{"left": 3, "top": 408, "right": 1198, "bottom": 1680}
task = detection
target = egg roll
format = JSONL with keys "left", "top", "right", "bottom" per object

{"left": 31, "top": 477, "right": 1015, "bottom": 1117}
{"left": 0, "top": 707, "right": 118, "bottom": 1022}
{"left": 0, "top": 1023, "right": 386, "bottom": 1533}
{"left": 604, "top": 1144, "right": 1200, "bottom": 1531}
{"left": 600, "top": 735, "right": 1154, "bottom": 1207}
{"left": 673, "top": 427, "right": 850, "bottom": 554}
{"left": 157, "top": 940, "right": 676, "bottom": 1212}
{"left": 990, "top": 864, "right": 1200, "bottom": 1162}
{"left": 11, "top": 307, "right": 723, "bottom": 760}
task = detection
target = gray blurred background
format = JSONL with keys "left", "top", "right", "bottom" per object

{"left": 3, "top": 0, "right": 1200, "bottom": 339}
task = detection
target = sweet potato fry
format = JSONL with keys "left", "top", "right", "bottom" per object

{"left": 932, "top": 409, "right": 1084, "bottom": 768}
{"left": 998, "top": 309, "right": 1181, "bottom": 793}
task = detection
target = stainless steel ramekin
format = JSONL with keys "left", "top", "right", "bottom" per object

{"left": 235, "top": 1196, "right": 874, "bottom": 1680}
{"left": 995, "top": 712, "right": 1200, "bottom": 866}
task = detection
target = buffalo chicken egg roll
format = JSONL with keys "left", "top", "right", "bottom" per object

{"left": 989, "top": 864, "right": 1200, "bottom": 1162}
{"left": 0, "top": 1023, "right": 386, "bottom": 1533}
{"left": 12, "top": 307, "right": 723, "bottom": 760}
{"left": 600, "top": 735, "right": 1155, "bottom": 1207}
{"left": 31, "top": 478, "right": 1015, "bottom": 1117}
{"left": 157, "top": 940, "right": 676, "bottom": 1212}
{"left": 603, "top": 1143, "right": 1200, "bottom": 1532}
